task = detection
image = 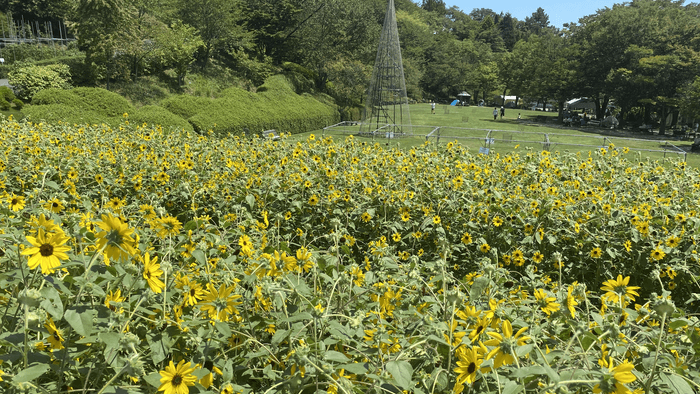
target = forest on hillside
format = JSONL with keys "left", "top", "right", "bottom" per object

{"left": 2, "top": 0, "right": 700, "bottom": 130}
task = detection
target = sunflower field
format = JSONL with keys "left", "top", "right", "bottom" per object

{"left": 0, "top": 115, "right": 699, "bottom": 394}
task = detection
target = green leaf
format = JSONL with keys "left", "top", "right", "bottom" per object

{"left": 64, "top": 308, "right": 93, "bottom": 336}
{"left": 324, "top": 351, "right": 349, "bottom": 363}
{"left": 13, "top": 363, "right": 50, "bottom": 382}
{"left": 339, "top": 363, "right": 368, "bottom": 375}
{"left": 386, "top": 360, "right": 413, "bottom": 390}
{"left": 191, "top": 249, "right": 207, "bottom": 266}
{"left": 510, "top": 365, "right": 545, "bottom": 378}
{"left": 668, "top": 319, "right": 688, "bottom": 330}
{"left": 469, "top": 276, "right": 490, "bottom": 300}
{"left": 144, "top": 372, "right": 162, "bottom": 388}
{"left": 40, "top": 286, "right": 64, "bottom": 320}
{"left": 659, "top": 372, "right": 694, "bottom": 394}
{"left": 271, "top": 329, "right": 289, "bottom": 346}
{"left": 502, "top": 379, "right": 523, "bottom": 394}
{"left": 245, "top": 194, "right": 255, "bottom": 209}
{"left": 214, "top": 321, "right": 231, "bottom": 338}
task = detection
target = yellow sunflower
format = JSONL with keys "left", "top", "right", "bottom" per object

{"left": 158, "top": 360, "right": 197, "bottom": 394}
{"left": 454, "top": 346, "right": 484, "bottom": 385}
{"left": 199, "top": 283, "right": 242, "bottom": 322}
{"left": 483, "top": 320, "right": 530, "bottom": 369}
{"left": 95, "top": 213, "right": 137, "bottom": 261}
{"left": 105, "top": 289, "right": 125, "bottom": 313}
{"left": 152, "top": 216, "right": 183, "bottom": 239}
{"left": 534, "top": 289, "right": 561, "bottom": 316}
{"left": 22, "top": 228, "right": 71, "bottom": 274}
{"left": 8, "top": 193, "right": 25, "bottom": 211}
{"left": 44, "top": 198, "right": 64, "bottom": 213}
{"left": 601, "top": 275, "right": 640, "bottom": 305}
{"left": 45, "top": 318, "right": 65, "bottom": 350}
{"left": 143, "top": 252, "right": 165, "bottom": 294}
{"left": 593, "top": 357, "right": 637, "bottom": 394}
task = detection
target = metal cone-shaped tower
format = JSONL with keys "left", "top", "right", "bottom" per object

{"left": 360, "top": 0, "right": 412, "bottom": 135}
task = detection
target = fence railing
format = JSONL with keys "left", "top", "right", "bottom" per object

{"left": 322, "top": 122, "right": 689, "bottom": 161}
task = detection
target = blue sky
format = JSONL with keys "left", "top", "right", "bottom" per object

{"left": 444, "top": 1, "right": 620, "bottom": 28}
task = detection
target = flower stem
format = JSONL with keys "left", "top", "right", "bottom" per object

{"left": 644, "top": 312, "right": 666, "bottom": 393}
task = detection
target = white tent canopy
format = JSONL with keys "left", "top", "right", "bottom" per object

{"left": 566, "top": 97, "right": 596, "bottom": 110}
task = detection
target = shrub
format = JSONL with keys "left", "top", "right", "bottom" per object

{"left": 0, "top": 98, "right": 10, "bottom": 111}
{"left": 8, "top": 63, "right": 71, "bottom": 101}
{"left": 32, "top": 88, "right": 86, "bottom": 107}
{"left": 30, "top": 87, "right": 135, "bottom": 121}
{"left": 12, "top": 98, "right": 24, "bottom": 110}
{"left": 130, "top": 105, "right": 193, "bottom": 132}
{"left": 21, "top": 103, "right": 116, "bottom": 126}
{"left": 69, "top": 87, "right": 134, "bottom": 118}
{"left": 0, "top": 86, "right": 16, "bottom": 102}
{"left": 187, "top": 75, "right": 339, "bottom": 136}
{"left": 160, "top": 95, "right": 214, "bottom": 119}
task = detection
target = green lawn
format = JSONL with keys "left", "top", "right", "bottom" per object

{"left": 298, "top": 104, "right": 697, "bottom": 167}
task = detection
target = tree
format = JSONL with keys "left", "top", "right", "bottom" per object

{"left": 0, "top": 0, "right": 74, "bottom": 21}
{"left": 421, "top": 0, "right": 445, "bottom": 14}
{"left": 571, "top": 0, "right": 700, "bottom": 125}
{"left": 74, "top": 0, "right": 137, "bottom": 86}
{"left": 508, "top": 33, "right": 578, "bottom": 119}
{"left": 177, "top": 0, "right": 248, "bottom": 69}
{"left": 156, "top": 21, "right": 204, "bottom": 85}
{"left": 476, "top": 15, "right": 505, "bottom": 52}
{"left": 498, "top": 12, "right": 519, "bottom": 51}
{"left": 523, "top": 7, "right": 551, "bottom": 36}
{"left": 242, "top": 0, "right": 304, "bottom": 61}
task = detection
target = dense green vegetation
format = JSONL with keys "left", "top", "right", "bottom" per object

{"left": 2, "top": 0, "right": 700, "bottom": 132}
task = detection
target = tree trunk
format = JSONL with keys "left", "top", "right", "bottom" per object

{"left": 600, "top": 95, "right": 609, "bottom": 120}
{"left": 619, "top": 106, "right": 627, "bottom": 128}
{"left": 659, "top": 104, "right": 667, "bottom": 135}
{"left": 557, "top": 99, "right": 564, "bottom": 122}
{"left": 502, "top": 87, "right": 507, "bottom": 106}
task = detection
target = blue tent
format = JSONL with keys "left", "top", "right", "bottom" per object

{"left": 450, "top": 99, "right": 459, "bottom": 106}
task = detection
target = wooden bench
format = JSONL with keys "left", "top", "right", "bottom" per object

{"left": 262, "top": 129, "right": 280, "bottom": 140}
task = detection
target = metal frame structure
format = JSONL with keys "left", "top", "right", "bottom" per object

{"left": 360, "top": 0, "right": 412, "bottom": 136}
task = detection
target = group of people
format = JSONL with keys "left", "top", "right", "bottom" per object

{"left": 493, "top": 106, "right": 505, "bottom": 120}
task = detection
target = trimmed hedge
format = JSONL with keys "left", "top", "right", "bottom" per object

{"left": 22, "top": 103, "right": 119, "bottom": 126}
{"left": 31, "top": 87, "right": 134, "bottom": 117}
{"left": 160, "top": 95, "right": 213, "bottom": 120}
{"left": 130, "top": 105, "right": 193, "bottom": 132}
{"left": 187, "top": 75, "right": 339, "bottom": 136}
{"left": 24, "top": 87, "right": 134, "bottom": 127}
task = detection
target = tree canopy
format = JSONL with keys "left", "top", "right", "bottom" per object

{"left": 4, "top": 0, "right": 700, "bottom": 126}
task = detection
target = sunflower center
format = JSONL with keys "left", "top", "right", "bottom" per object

{"left": 171, "top": 374, "right": 183, "bottom": 386}
{"left": 11, "top": 198, "right": 18, "bottom": 205}
{"left": 52, "top": 202, "right": 59, "bottom": 208}
{"left": 40, "top": 243, "right": 54, "bottom": 257}
{"left": 106, "top": 229, "right": 124, "bottom": 246}
{"left": 467, "top": 361, "right": 476, "bottom": 374}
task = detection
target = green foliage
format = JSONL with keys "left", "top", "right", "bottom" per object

{"left": 25, "top": 87, "right": 134, "bottom": 126}
{"left": 7, "top": 63, "right": 71, "bottom": 101}
{"left": 187, "top": 75, "right": 339, "bottom": 135}
{"left": 0, "top": 43, "right": 82, "bottom": 65}
{"left": 12, "top": 98, "right": 24, "bottom": 110}
{"left": 154, "top": 21, "right": 204, "bottom": 85}
{"left": 160, "top": 95, "right": 213, "bottom": 119}
{"left": 0, "top": 86, "right": 15, "bottom": 101}
{"left": 130, "top": 105, "right": 194, "bottom": 132}
{"left": 0, "top": 98, "right": 10, "bottom": 110}
{"left": 69, "top": 87, "right": 134, "bottom": 118}
{"left": 21, "top": 103, "right": 118, "bottom": 126}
